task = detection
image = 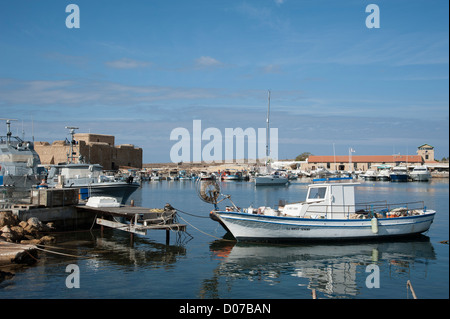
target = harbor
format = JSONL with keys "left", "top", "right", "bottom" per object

{"left": 1, "top": 0, "right": 449, "bottom": 304}
{"left": 0, "top": 118, "right": 448, "bottom": 300}
{"left": 0, "top": 179, "right": 448, "bottom": 299}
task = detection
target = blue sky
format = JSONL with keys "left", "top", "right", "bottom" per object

{"left": 1, "top": 0, "right": 448, "bottom": 163}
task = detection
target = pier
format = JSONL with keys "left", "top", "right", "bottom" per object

{"left": 76, "top": 203, "right": 187, "bottom": 244}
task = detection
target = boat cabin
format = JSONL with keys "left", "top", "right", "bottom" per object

{"left": 280, "top": 182, "right": 359, "bottom": 219}
{"left": 47, "top": 163, "right": 104, "bottom": 185}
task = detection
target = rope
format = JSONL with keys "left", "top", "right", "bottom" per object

{"left": 172, "top": 206, "right": 210, "bottom": 218}
{"left": 2, "top": 241, "right": 91, "bottom": 259}
{"left": 34, "top": 246, "right": 91, "bottom": 259}
{"left": 177, "top": 214, "right": 235, "bottom": 242}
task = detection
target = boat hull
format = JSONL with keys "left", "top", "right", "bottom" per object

{"left": 390, "top": 174, "right": 409, "bottom": 182}
{"left": 411, "top": 174, "right": 431, "bottom": 182}
{"left": 212, "top": 211, "right": 435, "bottom": 242}
{"left": 254, "top": 176, "right": 289, "bottom": 186}
{"left": 66, "top": 183, "right": 139, "bottom": 204}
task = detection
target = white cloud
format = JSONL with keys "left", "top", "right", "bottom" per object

{"left": 194, "top": 56, "right": 223, "bottom": 68}
{"left": 105, "top": 58, "right": 152, "bottom": 69}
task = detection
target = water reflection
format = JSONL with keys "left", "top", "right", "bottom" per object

{"left": 55, "top": 229, "right": 187, "bottom": 271}
{"left": 206, "top": 237, "right": 436, "bottom": 298}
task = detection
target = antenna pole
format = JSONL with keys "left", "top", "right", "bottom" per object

{"left": 0, "top": 118, "right": 18, "bottom": 145}
{"left": 65, "top": 126, "right": 79, "bottom": 163}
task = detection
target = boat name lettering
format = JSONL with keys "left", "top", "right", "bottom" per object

{"left": 287, "top": 227, "right": 310, "bottom": 231}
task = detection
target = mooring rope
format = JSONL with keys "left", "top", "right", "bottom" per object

{"left": 172, "top": 206, "right": 210, "bottom": 218}
{"left": 2, "top": 241, "right": 91, "bottom": 259}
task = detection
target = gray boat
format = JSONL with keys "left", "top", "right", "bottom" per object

{"left": 44, "top": 127, "right": 139, "bottom": 204}
{"left": 0, "top": 119, "right": 44, "bottom": 205}
{"left": 46, "top": 163, "right": 139, "bottom": 204}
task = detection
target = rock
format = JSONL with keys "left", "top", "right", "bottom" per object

{"left": 46, "top": 222, "right": 55, "bottom": 230}
{"left": 0, "top": 225, "right": 25, "bottom": 242}
{"left": 0, "top": 270, "right": 14, "bottom": 283}
{"left": 20, "top": 239, "right": 41, "bottom": 245}
{"left": 27, "top": 217, "right": 44, "bottom": 229}
{"left": 23, "top": 224, "right": 39, "bottom": 236}
{"left": 10, "top": 226, "right": 25, "bottom": 241}
{"left": 0, "top": 226, "right": 14, "bottom": 241}
{"left": 38, "top": 235, "right": 56, "bottom": 245}
{"left": 0, "top": 211, "right": 19, "bottom": 228}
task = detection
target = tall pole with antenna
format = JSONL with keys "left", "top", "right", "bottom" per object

{"left": 65, "top": 126, "right": 79, "bottom": 163}
{"left": 0, "top": 118, "right": 18, "bottom": 145}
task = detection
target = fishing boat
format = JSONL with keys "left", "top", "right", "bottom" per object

{"left": 410, "top": 165, "right": 432, "bottom": 182}
{"left": 390, "top": 166, "right": 409, "bottom": 182}
{"left": 208, "top": 177, "right": 435, "bottom": 242}
{"left": 221, "top": 170, "right": 243, "bottom": 181}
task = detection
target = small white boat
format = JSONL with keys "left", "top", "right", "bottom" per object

{"left": 210, "top": 178, "right": 435, "bottom": 242}
{"left": 254, "top": 173, "right": 289, "bottom": 186}
{"left": 410, "top": 165, "right": 432, "bottom": 182}
{"left": 377, "top": 169, "right": 391, "bottom": 181}
{"left": 361, "top": 169, "right": 377, "bottom": 181}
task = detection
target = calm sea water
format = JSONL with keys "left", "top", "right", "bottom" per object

{"left": 1, "top": 178, "right": 448, "bottom": 300}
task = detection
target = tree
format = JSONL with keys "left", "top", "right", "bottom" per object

{"left": 295, "top": 152, "right": 312, "bottom": 161}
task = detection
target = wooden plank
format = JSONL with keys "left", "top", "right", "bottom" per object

{"left": 96, "top": 218, "right": 147, "bottom": 236}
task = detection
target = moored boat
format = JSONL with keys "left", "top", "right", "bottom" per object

{"left": 46, "top": 163, "right": 139, "bottom": 204}
{"left": 360, "top": 169, "right": 377, "bottom": 181}
{"left": 389, "top": 166, "right": 409, "bottom": 182}
{"left": 1, "top": 119, "right": 44, "bottom": 205}
{"left": 209, "top": 177, "right": 435, "bottom": 242}
{"left": 410, "top": 165, "right": 432, "bottom": 182}
{"left": 254, "top": 172, "right": 289, "bottom": 186}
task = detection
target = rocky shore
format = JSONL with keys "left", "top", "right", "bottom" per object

{"left": 1, "top": 211, "right": 56, "bottom": 275}
{"left": 0, "top": 211, "right": 56, "bottom": 245}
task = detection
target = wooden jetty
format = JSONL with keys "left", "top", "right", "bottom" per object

{"left": 76, "top": 203, "right": 186, "bottom": 244}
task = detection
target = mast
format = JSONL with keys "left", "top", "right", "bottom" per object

{"left": 266, "top": 90, "right": 270, "bottom": 164}
{"left": 65, "top": 126, "right": 79, "bottom": 164}
{"left": 0, "top": 118, "right": 18, "bottom": 145}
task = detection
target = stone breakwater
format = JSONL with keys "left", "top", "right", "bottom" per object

{"left": 0, "top": 211, "right": 58, "bottom": 282}
{"left": 0, "top": 211, "right": 56, "bottom": 245}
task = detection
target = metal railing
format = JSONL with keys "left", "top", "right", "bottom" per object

{"left": 298, "top": 201, "right": 426, "bottom": 219}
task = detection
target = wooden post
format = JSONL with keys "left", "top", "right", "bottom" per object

{"left": 166, "top": 229, "right": 170, "bottom": 245}
{"left": 407, "top": 280, "right": 417, "bottom": 299}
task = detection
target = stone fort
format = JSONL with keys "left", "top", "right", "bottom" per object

{"left": 34, "top": 133, "right": 142, "bottom": 170}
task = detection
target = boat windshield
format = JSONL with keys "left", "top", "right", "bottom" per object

{"left": 308, "top": 187, "right": 327, "bottom": 200}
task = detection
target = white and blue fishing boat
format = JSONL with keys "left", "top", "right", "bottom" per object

{"left": 204, "top": 177, "right": 435, "bottom": 242}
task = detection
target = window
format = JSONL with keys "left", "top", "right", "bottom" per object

{"left": 308, "top": 187, "right": 327, "bottom": 200}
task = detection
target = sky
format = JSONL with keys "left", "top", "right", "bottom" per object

{"left": 0, "top": 0, "right": 448, "bottom": 163}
